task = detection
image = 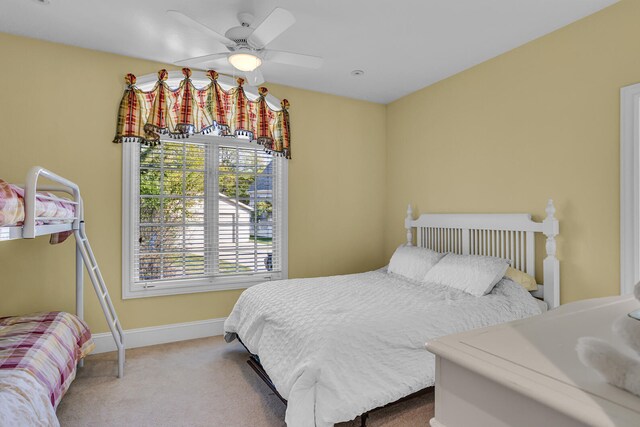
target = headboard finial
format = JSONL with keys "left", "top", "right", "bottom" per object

{"left": 546, "top": 199, "right": 556, "bottom": 218}
{"left": 405, "top": 204, "right": 413, "bottom": 246}
{"left": 543, "top": 199, "right": 559, "bottom": 242}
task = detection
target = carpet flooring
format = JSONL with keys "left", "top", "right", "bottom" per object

{"left": 56, "top": 336, "right": 434, "bottom": 426}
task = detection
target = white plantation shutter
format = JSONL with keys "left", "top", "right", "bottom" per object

{"left": 212, "top": 145, "right": 281, "bottom": 277}
{"left": 125, "top": 136, "right": 286, "bottom": 296}
{"left": 135, "top": 140, "right": 209, "bottom": 283}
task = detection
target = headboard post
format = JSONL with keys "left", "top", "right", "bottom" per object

{"left": 405, "top": 204, "right": 413, "bottom": 246}
{"left": 542, "top": 199, "right": 560, "bottom": 309}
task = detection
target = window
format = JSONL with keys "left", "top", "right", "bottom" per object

{"left": 122, "top": 135, "right": 288, "bottom": 298}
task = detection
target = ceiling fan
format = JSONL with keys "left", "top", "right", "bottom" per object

{"left": 168, "top": 7, "right": 323, "bottom": 86}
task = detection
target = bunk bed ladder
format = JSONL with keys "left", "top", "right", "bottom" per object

{"left": 74, "top": 222, "right": 125, "bottom": 378}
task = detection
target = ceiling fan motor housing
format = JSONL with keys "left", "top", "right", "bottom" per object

{"left": 225, "top": 26, "right": 253, "bottom": 48}
{"left": 225, "top": 12, "right": 256, "bottom": 48}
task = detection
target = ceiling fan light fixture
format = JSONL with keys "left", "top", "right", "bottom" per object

{"left": 228, "top": 52, "right": 262, "bottom": 72}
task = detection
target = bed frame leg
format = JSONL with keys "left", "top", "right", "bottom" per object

{"left": 360, "top": 412, "right": 369, "bottom": 427}
{"left": 76, "top": 243, "right": 84, "bottom": 368}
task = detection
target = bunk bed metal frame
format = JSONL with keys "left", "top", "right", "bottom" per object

{"left": 0, "top": 166, "right": 125, "bottom": 377}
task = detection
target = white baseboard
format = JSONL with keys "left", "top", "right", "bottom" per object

{"left": 92, "top": 317, "right": 226, "bottom": 354}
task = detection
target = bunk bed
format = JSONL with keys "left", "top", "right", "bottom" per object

{"left": 0, "top": 167, "right": 124, "bottom": 424}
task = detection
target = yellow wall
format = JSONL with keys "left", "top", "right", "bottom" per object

{"left": 0, "top": 32, "right": 387, "bottom": 332}
{"left": 386, "top": 0, "right": 636, "bottom": 303}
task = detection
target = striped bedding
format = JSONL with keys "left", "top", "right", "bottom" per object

{"left": 0, "top": 312, "right": 94, "bottom": 426}
{"left": 0, "top": 178, "right": 76, "bottom": 243}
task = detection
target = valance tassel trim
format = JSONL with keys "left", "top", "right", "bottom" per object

{"left": 114, "top": 69, "right": 291, "bottom": 159}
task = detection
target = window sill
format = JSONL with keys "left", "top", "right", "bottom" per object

{"left": 122, "top": 274, "right": 282, "bottom": 299}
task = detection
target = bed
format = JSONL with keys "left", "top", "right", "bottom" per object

{"left": 0, "top": 167, "right": 124, "bottom": 425}
{"left": 224, "top": 200, "right": 560, "bottom": 426}
{"left": 0, "top": 175, "right": 76, "bottom": 242}
{"left": 0, "top": 166, "right": 124, "bottom": 378}
{"left": 0, "top": 312, "right": 94, "bottom": 427}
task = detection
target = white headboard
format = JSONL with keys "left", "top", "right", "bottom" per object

{"left": 405, "top": 200, "right": 560, "bottom": 308}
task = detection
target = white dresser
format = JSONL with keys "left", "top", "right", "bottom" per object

{"left": 426, "top": 296, "right": 640, "bottom": 427}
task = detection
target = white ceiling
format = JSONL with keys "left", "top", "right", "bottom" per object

{"left": 0, "top": 0, "right": 618, "bottom": 103}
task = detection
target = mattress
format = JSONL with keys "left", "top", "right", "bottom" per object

{"left": 0, "top": 178, "right": 76, "bottom": 243}
{"left": 225, "top": 271, "right": 543, "bottom": 427}
{"left": 0, "top": 312, "right": 94, "bottom": 427}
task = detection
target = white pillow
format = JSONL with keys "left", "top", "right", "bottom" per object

{"left": 422, "top": 253, "right": 510, "bottom": 296}
{"left": 388, "top": 245, "right": 444, "bottom": 282}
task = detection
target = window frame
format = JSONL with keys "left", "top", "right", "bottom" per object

{"left": 122, "top": 134, "right": 288, "bottom": 299}
{"left": 620, "top": 82, "right": 640, "bottom": 296}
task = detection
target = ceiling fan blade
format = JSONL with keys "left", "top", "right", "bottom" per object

{"left": 167, "top": 10, "right": 235, "bottom": 47}
{"left": 174, "top": 52, "right": 228, "bottom": 67}
{"left": 245, "top": 68, "right": 265, "bottom": 86}
{"left": 265, "top": 50, "right": 323, "bottom": 69}
{"left": 247, "top": 8, "right": 295, "bottom": 49}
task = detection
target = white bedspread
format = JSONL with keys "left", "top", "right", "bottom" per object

{"left": 0, "top": 370, "right": 59, "bottom": 427}
{"left": 224, "top": 270, "right": 542, "bottom": 427}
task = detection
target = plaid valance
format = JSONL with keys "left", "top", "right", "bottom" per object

{"left": 113, "top": 68, "right": 291, "bottom": 158}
